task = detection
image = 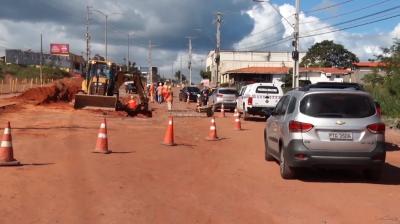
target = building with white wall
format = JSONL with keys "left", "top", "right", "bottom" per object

{"left": 206, "top": 50, "right": 305, "bottom": 86}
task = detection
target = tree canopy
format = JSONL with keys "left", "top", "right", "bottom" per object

{"left": 300, "top": 40, "right": 359, "bottom": 68}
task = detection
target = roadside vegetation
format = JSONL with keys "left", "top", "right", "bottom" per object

{"left": 363, "top": 39, "right": 400, "bottom": 119}
{"left": 0, "top": 62, "right": 70, "bottom": 80}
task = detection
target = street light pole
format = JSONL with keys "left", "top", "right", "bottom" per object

{"left": 105, "top": 14, "right": 108, "bottom": 61}
{"left": 292, "top": 0, "right": 300, "bottom": 88}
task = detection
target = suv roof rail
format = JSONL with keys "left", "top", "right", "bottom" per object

{"left": 300, "top": 82, "right": 364, "bottom": 91}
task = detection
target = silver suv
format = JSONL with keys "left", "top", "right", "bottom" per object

{"left": 207, "top": 88, "right": 238, "bottom": 112}
{"left": 264, "top": 83, "right": 385, "bottom": 180}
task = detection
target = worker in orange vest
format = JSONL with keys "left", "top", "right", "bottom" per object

{"left": 149, "top": 83, "right": 155, "bottom": 103}
{"left": 126, "top": 95, "right": 138, "bottom": 116}
{"left": 165, "top": 86, "right": 173, "bottom": 111}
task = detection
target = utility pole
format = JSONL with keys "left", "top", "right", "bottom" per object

{"left": 86, "top": 6, "right": 91, "bottom": 62}
{"left": 105, "top": 14, "right": 108, "bottom": 61}
{"left": 127, "top": 33, "right": 130, "bottom": 70}
{"left": 215, "top": 12, "right": 222, "bottom": 86}
{"left": 180, "top": 55, "right": 182, "bottom": 84}
{"left": 292, "top": 0, "right": 300, "bottom": 88}
{"left": 148, "top": 40, "right": 153, "bottom": 84}
{"left": 186, "top": 37, "right": 192, "bottom": 86}
{"left": 40, "top": 33, "right": 43, "bottom": 87}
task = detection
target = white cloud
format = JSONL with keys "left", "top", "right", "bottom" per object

{"left": 234, "top": 3, "right": 400, "bottom": 61}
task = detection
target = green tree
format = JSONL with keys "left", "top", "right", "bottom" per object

{"left": 174, "top": 70, "right": 186, "bottom": 82}
{"left": 300, "top": 40, "right": 359, "bottom": 68}
{"left": 365, "top": 39, "right": 400, "bottom": 117}
{"left": 199, "top": 70, "right": 211, "bottom": 80}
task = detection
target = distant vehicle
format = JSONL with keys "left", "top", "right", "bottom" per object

{"left": 264, "top": 84, "right": 385, "bottom": 180}
{"left": 237, "top": 83, "right": 283, "bottom": 120}
{"left": 124, "top": 81, "right": 137, "bottom": 94}
{"left": 179, "top": 86, "right": 201, "bottom": 102}
{"left": 207, "top": 87, "right": 238, "bottom": 112}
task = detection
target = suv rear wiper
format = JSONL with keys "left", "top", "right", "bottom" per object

{"left": 313, "top": 113, "right": 344, "bottom": 118}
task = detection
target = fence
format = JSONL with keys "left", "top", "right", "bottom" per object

{"left": 0, "top": 78, "right": 54, "bottom": 94}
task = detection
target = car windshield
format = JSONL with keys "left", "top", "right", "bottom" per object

{"left": 187, "top": 87, "right": 200, "bottom": 93}
{"left": 218, "top": 89, "right": 237, "bottom": 95}
{"left": 256, "top": 86, "right": 279, "bottom": 94}
{"left": 300, "top": 93, "right": 375, "bottom": 118}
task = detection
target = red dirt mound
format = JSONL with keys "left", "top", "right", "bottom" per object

{"left": 18, "top": 78, "right": 82, "bottom": 104}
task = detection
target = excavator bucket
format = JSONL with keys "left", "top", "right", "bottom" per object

{"left": 74, "top": 94, "right": 117, "bottom": 111}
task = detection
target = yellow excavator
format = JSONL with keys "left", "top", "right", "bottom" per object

{"left": 74, "top": 58, "right": 150, "bottom": 115}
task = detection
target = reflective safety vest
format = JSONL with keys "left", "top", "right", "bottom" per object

{"left": 127, "top": 99, "right": 138, "bottom": 110}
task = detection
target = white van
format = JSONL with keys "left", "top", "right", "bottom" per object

{"left": 237, "top": 83, "right": 283, "bottom": 120}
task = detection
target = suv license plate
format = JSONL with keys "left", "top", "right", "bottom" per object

{"left": 329, "top": 132, "right": 353, "bottom": 141}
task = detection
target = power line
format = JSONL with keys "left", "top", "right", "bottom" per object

{"left": 304, "top": 0, "right": 354, "bottom": 14}
{"left": 300, "top": 13, "right": 400, "bottom": 39}
{"left": 302, "top": 5, "right": 400, "bottom": 36}
{"left": 300, "top": 0, "right": 393, "bottom": 25}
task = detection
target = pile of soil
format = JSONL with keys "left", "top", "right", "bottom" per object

{"left": 17, "top": 78, "right": 82, "bottom": 104}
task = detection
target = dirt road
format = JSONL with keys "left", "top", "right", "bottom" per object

{"left": 0, "top": 92, "right": 399, "bottom": 224}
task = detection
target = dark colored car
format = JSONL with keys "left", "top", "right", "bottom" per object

{"left": 179, "top": 86, "right": 201, "bottom": 102}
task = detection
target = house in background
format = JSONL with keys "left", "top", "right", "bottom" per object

{"left": 206, "top": 50, "right": 305, "bottom": 86}
{"left": 224, "top": 66, "right": 288, "bottom": 86}
{"left": 350, "top": 62, "right": 385, "bottom": 83}
{"left": 299, "top": 67, "right": 352, "bottom": 84}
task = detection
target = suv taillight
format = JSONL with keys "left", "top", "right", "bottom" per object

{"left": 367, "top": 123, "right": 385, "bottom": 134}
{"left": 248, "top": 97, "right": 253, "bottom": 105}
{"left": 289, "top": 120, "right": 314, "bottom": 133}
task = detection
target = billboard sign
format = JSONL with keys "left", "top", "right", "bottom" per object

{"left": 50, "top": 43, "right": 69, "bottom": 55}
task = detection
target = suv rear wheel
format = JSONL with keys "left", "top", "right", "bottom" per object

{"left": 280, "top": 148, "right": 296, "bottom": 179}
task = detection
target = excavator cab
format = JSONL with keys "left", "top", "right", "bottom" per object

{"left": 74, "top": 60, "right": 118, "bottom": 110}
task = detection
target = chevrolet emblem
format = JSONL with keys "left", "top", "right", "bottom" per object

{"left": 336, "top": 120, "right": 346, "bottom": 125}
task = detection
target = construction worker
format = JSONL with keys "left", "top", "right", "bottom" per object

{"left": 166, "top": 86, "right": 173, "bottom": 111}
{"left": 126, "top": 95, "right": 138, "bottom": 116}
{"left": 157, "top": 83, "right": 163, "bottom": 104}
{"left": 149, "top": 83, "right": 155, "bottom": 103}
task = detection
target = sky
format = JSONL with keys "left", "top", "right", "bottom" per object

{"left": 0, "top": 0, "right": 399, "bottom": 83}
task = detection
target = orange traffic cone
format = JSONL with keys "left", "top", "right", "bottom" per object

{"left": 206, "top": 117, "right": 220, "bottom": 141}
{"left": 0, "top": 122, "right": 20, "bottom": 166}
{"left": 234, "top": 108, "right": 239, "bottom": 118}
{"left": 219, "top": 104, "right": 226, "bottom": 118}
{"left": 234, "top": 117, "right": 242, "bottom": 131}
{"left": 93, "top": 118, "right": 111, "bottom": 154}
{"left": 162, "top": 116, "right": 176, "bottom": 146}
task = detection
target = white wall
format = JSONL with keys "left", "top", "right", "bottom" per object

{"left": 299, "top": 72, "right": 344, "bottom": 84}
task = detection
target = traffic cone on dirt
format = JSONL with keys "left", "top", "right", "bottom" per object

{"left": 162, "top": 116, "right": 176, "bottom": 146}
{"left": 93, "top": 118, "right": 111, "bottom": 154}
{"left": 234, "top": 117, "right": 242, "bottom": 131}
{"left": 219, "top": 104, "right": 226, "bottom": 118}
{"left": 206, "top": 117, "right": 220, "bottom": 141}
{"left": 0, "top": 122, "right": 20, "bottom": 166}
{"left": 234, "top": 108, "right": 239, "bottom": 118}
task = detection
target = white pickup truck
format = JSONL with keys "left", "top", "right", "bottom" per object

{"left": 236, "top": 83, "right": 283, "bottom": 120}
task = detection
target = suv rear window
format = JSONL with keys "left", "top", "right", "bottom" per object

{"left": 219, "top": 89, "right": 237, "bottom": 95}
{"left": 256, "top": 86, "right": 279, "bottom": 94}
{"left": 300, "top": 94, "right": 375, "bottom": 118}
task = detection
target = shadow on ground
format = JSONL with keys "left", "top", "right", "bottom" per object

{"left": 297, "top": 163, "right": 400, "bottom": 185}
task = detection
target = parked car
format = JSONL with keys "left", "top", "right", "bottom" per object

{"left": 237, "top": 83, "right": 283, "bottom": 120}
{"left": 264, "top": 82, "right": 385, "bottom": 180}
{"left": 179, "top": 86, "right": 201, "bottom": 102}
{"left": 207, "top": 87, "right": 238, "bottom": 112}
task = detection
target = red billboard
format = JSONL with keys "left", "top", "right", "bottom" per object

{"left": 50, "top": 43, "right": 69, "bottom": 55}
